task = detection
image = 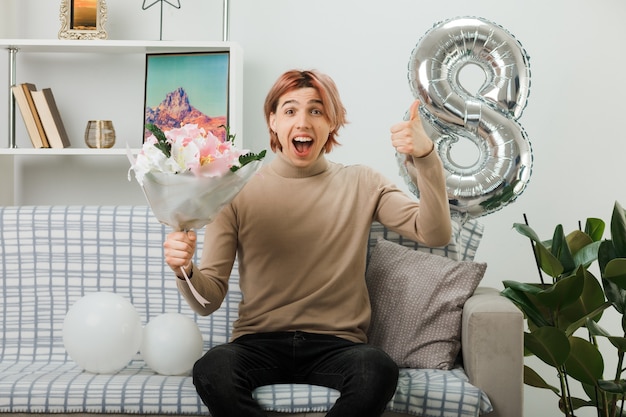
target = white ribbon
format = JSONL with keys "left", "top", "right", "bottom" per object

{"left": 180, "top": 265, "right": 211, "bottom": 307}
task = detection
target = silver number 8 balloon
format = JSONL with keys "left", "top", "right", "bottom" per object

{"left": 399, "top": 16, "right": 533, "bottom": 221}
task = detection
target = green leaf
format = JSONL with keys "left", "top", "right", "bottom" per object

{"left": 501, "top": 284, "right": 551, "bottom": 327}
{"left": 524, "top": 327, "right": 570, "bottom": 367}
{"left": 598, "top": 379, "right": 626, "bottom": 394}
{"left": 611, "top": 201, "right": 626, "bottom": 257}
{"left": 513, "top": 223, "right": 543, "bottom": 243}
{"left": 552, "top": 225, "right": 576, "bottom": 274}
{"left": 587, "top": 318, "right": 626, "bottom": 351}
{"left": 230, "top": 150, "right": 267, "bottom": 172}
{"left": 572, "top": 241, "right": 601, "bottom": 269}
{"left": 523, "top": 365, "right": 560, "bottom": 394}
{"left": 598, "top": 238, "right": 626, "bottom": 315}
{"left": 560, "top": 396, "right": 595, "bottom": 412}
{"left": 604, "top": 259, "right": 626, "bottom": 290}
{"left": 604, "top": 336, "right": 626, "bottom": 353}
{"left": 535, "top": 270, "right": 584, "bottom": 310}
{"left": 581, "top": 381, "right": 602, "bottom": 407}
{"left": 512, "top": 223, "right": 565, "bottom": 278}
{"left": 564, "top": 301, "right": 611, "bottom": 337}
{"left": 585, "top": 217, "right": 605, "bottom": 242}
{"left": 599, "top": 240, "right": 618, "bottom": 276}
{"left": 559, "top": 269, "right": 608, "bottom": 331}
{"left": 586, "top": 317, "right": 611, "bottom": 337}
{"left": 535, "top": 243, "right": 565, "bottom": 279}
{"left": 602, "top": 276, "right": 626, "bottom": 315}
{"left": 566, "top": 230, "right": 593, "bottom": 259}
{"left": 535, "top": 245, "right": 564, "bottom": 279}
{"left": 145, "top": 123, "right": 171, "bottom": 158}
{"left": 564, "top": 336, "right": 604, "bottom": 386}
{"left": 502, "top": 280, "right": 543, "bottom": 295}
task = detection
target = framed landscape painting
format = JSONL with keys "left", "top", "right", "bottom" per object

{"left": 144, "top": 52, "right": 230, "bottom": 142}
{"left": 59, "top": 0, "right": 108, "bottom": 40}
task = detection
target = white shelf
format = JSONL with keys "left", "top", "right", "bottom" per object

{"left": 1, "top": 39, "right": 242, "bottom": 206}
{"left": 1, "top": 39, "right": 241, "bottom": 54}
{"left": 0, "top": 147, "right": 139, "bottom": 155}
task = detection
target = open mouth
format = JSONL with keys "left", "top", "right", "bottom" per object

{"left": 293, "top": 137, "right": 313, "bottom": 154}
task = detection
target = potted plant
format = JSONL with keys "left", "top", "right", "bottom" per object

{"left": 502, "top": 201, "right": 626, "bottom": 416}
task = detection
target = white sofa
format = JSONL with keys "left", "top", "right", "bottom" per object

{"left": 0, "top": 206, "right": 523, "bottom": 417}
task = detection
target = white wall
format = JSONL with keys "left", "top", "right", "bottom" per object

{"left": 3, "top": 1, "right": 626, "bottom": 415}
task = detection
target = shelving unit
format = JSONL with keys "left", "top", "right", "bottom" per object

{"left": 0, "top": 39, "right": 243, "bottom": 206}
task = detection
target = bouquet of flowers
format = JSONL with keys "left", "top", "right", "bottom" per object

{"left": 128, "top": 123, "right": 265, "bottom": 305}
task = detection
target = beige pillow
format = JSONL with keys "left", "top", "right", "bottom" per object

{"left": 366, "top": 238, "right": 487, "bottom": 369}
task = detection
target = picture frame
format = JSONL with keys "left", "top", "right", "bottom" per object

{"left": 144, "top": 51, "right": 231, "bottom": 142}
{"left": 59, "top": 0, "right": 108, "bottom": 40}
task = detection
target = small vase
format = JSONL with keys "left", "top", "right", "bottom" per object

{"left": 84, "top": 120, "right": 116, "bottom": 148}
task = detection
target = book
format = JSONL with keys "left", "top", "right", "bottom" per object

{"left": 31, "top": 88, "right": 71, "bottom": 149}
{"left": 11, "top": 83, "right": 49, "bottom": 148}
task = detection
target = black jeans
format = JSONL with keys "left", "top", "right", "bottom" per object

{"left": 193, "top": 331, "right": 399, "bottom": 417}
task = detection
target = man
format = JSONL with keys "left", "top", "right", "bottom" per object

{"left": 164, "top": 69, "right": 451, "bottom": 417}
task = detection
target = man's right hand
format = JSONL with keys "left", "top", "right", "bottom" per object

{"left": 164, "top": 230, "right": 197, "bottom": 275}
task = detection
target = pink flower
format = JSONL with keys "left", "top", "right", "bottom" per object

{"left": 130, "top": 123, "right": 263, "bottom": 186}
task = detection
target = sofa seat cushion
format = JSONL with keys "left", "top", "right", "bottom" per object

{"left": 255, "top": 368, "right": 491, "bottom": 417}
{"left": 0, "top": 360, "right": 491, "bottom": 417}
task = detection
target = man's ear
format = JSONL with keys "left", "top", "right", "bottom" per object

{"left": 269, "top": 113, "right": 276, "bottom": 132}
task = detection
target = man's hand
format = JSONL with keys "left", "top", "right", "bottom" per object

{"left": 164, "top": 230, "right": 197, "bottom": 275}
{"left": 390, "top": 100, "right": 434, "bottom": 158}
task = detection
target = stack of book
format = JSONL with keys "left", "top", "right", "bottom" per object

{"left": 11, "top": 83, "right": 71, "bottom": 149}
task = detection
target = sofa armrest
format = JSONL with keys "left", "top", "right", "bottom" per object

{"left": 461, "top": 286, "right": 524, "bottom": 417}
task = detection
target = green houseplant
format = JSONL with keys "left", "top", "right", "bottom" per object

{"left": 502, "top": 201, "right": 626, "bottom": 416}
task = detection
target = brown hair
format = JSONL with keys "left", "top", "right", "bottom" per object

{"left": 264, "top": 69, "right": 347, "bottom": 153}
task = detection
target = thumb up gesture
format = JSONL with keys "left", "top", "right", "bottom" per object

{"left": 390, "top": 100, "right": 434, "bottom": 158}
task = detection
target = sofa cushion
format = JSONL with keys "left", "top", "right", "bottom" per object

{"left": 366, "top": 238, "right": 487, "bottom": 369}
{"left": 255, "top": 367, "right": 492, "bottom": 416}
